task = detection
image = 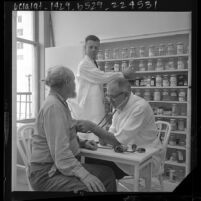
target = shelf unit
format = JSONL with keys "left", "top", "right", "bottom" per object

{"left": 98, "top": 30, "right": 191, "bottom": 183}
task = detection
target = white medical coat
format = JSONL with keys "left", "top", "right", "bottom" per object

{"left": 109, "top": 93, "right": 164, "bottom": 176}
{"left": 68, "top": 55, "right": 123, "bottom": 141}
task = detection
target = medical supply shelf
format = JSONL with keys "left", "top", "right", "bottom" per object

{"left": 99, "top": 30, "right": 191, "bottom": 183}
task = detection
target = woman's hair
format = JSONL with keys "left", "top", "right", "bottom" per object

{"left": 44, "top": 65, "right": 73, "bottom": 89}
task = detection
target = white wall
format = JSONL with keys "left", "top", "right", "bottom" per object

{"left": 51, "top": 11, "right": 191, "bottom": 46}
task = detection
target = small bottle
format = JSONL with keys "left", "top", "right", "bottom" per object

{"left": 177, "top": 75, "right": 185, "bottom": 86}
{"left": 146, "top": 76, "right": 151, "bottom": 87}
{"left": 162, "top": 89, "right": 170, "bottom": 101}
{"left": 178, "top": 119, "right": 185, "bottom": 131}
{"left": 128, "top": 59, "right": 135, "bottom": 71}
{"left": 156, "top": 59, "right": 163, "bottom": 71}
{"left": 156, "top": 75, "right": 162, "bottom": 87}
{"left": 177, "top": 57, "right": 185, "bottom": 69}
{"left": 177, "top": 150, "right": 184, "bottom": 163}
{"left": 147, "top": 59, "right": 154, "bottom": 71}
{"left": 148, "top": 45, "right": 155, "bottom": 57}
{"left": 159, "top": 43, "right": 166, "bottom": 56}
{"left": 170, "top": 89, "right": 178, "bottom": 101}
{"left": 114, "top": 62, "right": 120, "bottom": 72}
{"left": 176, "top": 42, "right": 184, "bottom": 55}
{"left": 170, "top": 74, "right": 177, "bottom": 87}
{"left": 167, "top": 43, "right": 175, "bottom": 55}
{"left": 172, "top": 104, "right": 178, "bottom": 116}
{"left": 162, "top": 75, "right": 170, "bottom": 87}
{"left": 169, "top": 134, "right": 176, "bottom": 145}
{"left": 121, "top": 61, "right": 127, "bottom": 71}
{"left": 135, "top": 77, "right": 140, "bottom": 86}
{"left": 144, "top": 89, "right": 151, "bottom": 101}
{"left": 139, "top": 60, "right": 146, "bottom": 71}
{"left": 122, "top": 48, "right": 128, "bottom": 59}
{"left": 139, "top": 46, "right": 146, "bottom": 57}
{"left": 178, "top": 89, "right": 186, "bottom": 102}
{"left": 170, "top": 119, "right": 177, "bottom": 131}
{"left": 129, "top": 47, "right": 137, "bottom": 58}
{"left": 168, "top": 58, "right": 175, "bottom": 70}
{"left": 150, "top": 76, "right": 156, "bottom": 86}
{"left": 154, "top": 89, "right": 161, "bottom": 101}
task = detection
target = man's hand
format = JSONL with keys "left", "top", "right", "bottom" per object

{"left": 76, "top": 120, "right": 95, "bottom": 133}
{"left": 81, "top": 173, "right": 106, "bottom": 192}
{"left": 85, "top": 140, "right": 98, "bottom": 150}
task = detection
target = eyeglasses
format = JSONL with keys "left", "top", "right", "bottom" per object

{"left": 106, "top": 92, "right": 125, "bottom": 101}
{"left": 113, "top": 144, "right": 146, "bottom": 153}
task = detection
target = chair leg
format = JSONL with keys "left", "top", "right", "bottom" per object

{"left": 158, "top": 175, "right": 164, "bottom": 191}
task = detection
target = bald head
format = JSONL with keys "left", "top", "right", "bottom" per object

{"left": 45, "top": 65, "right": 74, "bottom": 89}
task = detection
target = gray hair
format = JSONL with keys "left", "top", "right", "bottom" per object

{"left": 108, "top": 77, "right": 131, "bottom": 93}
{"left": 44, "top": 65, "right": 73, "bottom": 89}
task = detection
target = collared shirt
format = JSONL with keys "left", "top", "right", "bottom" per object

{"left": 30, "top": 90, "right": 90, "bottom": 179}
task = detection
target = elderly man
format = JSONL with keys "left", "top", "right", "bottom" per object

{"left": 28, "top": 66, "right": 118, "bottom": 192}
{"left": 78, "top": 77, "right": 162, "bottom": 177}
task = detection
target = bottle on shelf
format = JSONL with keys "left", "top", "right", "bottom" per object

{"left": 150, "top": 76, "right": 156, "bottom": 86}
{"left": 148, "top": 45, "right": 155, "bottom": 57}
{"left": 121, "top": 61, "right": 128, "bottom": 71}
{"left": 135, "top": 77, "right": 141, "bottom": 86}
{"left": 170, "top": 89, "right": 178, "bottom": 101}
{"left": 178, "top": 119, "right": 185, "bottom": 131}
{"left": 177, "top": 150, "right": 185, "bottom": 163}
{"left": 172, "top": 103, "right": 178, "bottom": 116}
{"left": 156, "top": 58, "right": 164, "bottom": 71}
{"left": 177, "top": 57, "right": 185, "bottom": 70}
{"left": 139, "top": 46, "right": 146, "bottom": 57}
{"left": 178, "top": 89, "right": 186, "bottom": 102}
{"left": 168, "top": 58, "right": 176, "bottom": 70}
{"left": 129, "top": 47, "right": 137, "bottom": 58}
{"left": 156, "top": 74, "right": 162, "bottom": 87}
{"left": 146, "top": 76, "right": 151, "bottom": 87}
{"left": 128, "top": 59, "right": 135, "bottom": 71}
{"left": 169, "top": 134, "right": 176, "bottom": 145}
{"left": 162, "top": 74, "right": 170, "bottom": 87}
{"left": 170, "top": 118, "right": 177, "bottom": 131}
{"left": 167, "top": 43, "right": 175, "bottom": 55}
{"left": 159, "top": 43, "right": 166, "bottom": 56}
{"left": 162, "top": 89, "right": 170, "bottom": 101}
{"left": 139, "top": 60, "right": 146, "bottom": 71}
{"left": 147, "top": 59, "right": 154, "bottom": 71}
{"left": 170, "top": 74, "right": 177, "bottom": 87}
{"left": 154, "top": 89, "right": 161, "bottom": 101}
{"left": 104, "top": 49, "right": 111, "bottom": 60}
{"left": 176, "top": 42, "right": 184, "bottom": 55}
{"left": 114, "top": 62, "right": 120, "bottom": 72}
{"left": 169, "top": 169, "right": 177, "bottom": 182}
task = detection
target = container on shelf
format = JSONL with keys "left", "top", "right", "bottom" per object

{"left": 154, "top": 89, "right": 161, "bottom": 101}
{"left": 170, "top": 118, "right": 177, "bottom": 130}
{"left": 156, "top": 75, "right": 162, "bottom": 87}
{"left": 114, "top": 62, "right": 120, "bottom": 72}
{"left": 176, "top": 42, "right": 184, "bottom": 55}
{"left": 121, "top": 61, "right": 128, "bottom": 71}
{"left": 97, "top": 50, "right": 104, "bottom": 60}
{"left": 139, "top": 46, "right": 146, "bottom": 57}
{"left": 129, "top": 47, "right": 137, "bottom": 58}
{"left": 178, "top": 119, "right": 185, "bottom": 131}
{"left": 178, "top": 89, "right": 186, "bottom": 102}
{"left": 122, "top": 48, "right": 129, "bottom": 59}
{"left": 169, "top": 169, "right": 177, "bottom": 182}
{"left": 170, "top": 89, "right": 178, "bottom": 101}
{"left": 169, "top": 134, "right": 176, "bottom": 145}
{"left": 139, "top": 60, "right": 146, "bottom": 71}
{"left": 144, "top": 89, "right": 151, "bottom": 101}
{"left": 104, "top": 62, "right": 111, "bottom": 72}
{"left": 177, "top": 150, "right": 185, "bottom": 163}
{"left": 113, "top": 48, "right": 120, "bottom": 59}
{"left": 179, "top": 139, "right": 186, "bottom": 146}
{"left": 168, "top": 58, "right": 176, "bottom": 70}
{"left": 177, "top": 75, "right": 185, "bottom": 86}
{"left": 167, "top": 43, "right": 175, "bottom": 55}
{"left": 148, "top": 45, "right": 155, "bottom": 57}
{"left": 157, "top": 107, "right": 163, "bottom": 115}
{"left": 177, "top": 57, "right": 185, "bottom": 70}
{"left": 128, "top": 59, "right": 135, "bottom": 71}
{"left": 156, "top": 59, "right": 164, "bottom": 71}
{"left": 104, "top": 49, "right": 112, "bottom": 60}
{"left": 159, "top": 43, "right": 166, "bottom": 56}
{"left": 172, "top": 103, "right": 178, "bottom": 116}
{"left": 150, "top": 76, "right": 156, "bottom": 86}
{"left": 135, "top": 77, "right": 141, "bottom": 86}
{"left": 177, "top": 169, "right": 185, "bottom": 181}
{"left": 170, "top": 152, "right": 177, "bottom": 162}
{"left": 147, "top": 59, "right": 154, "bottom": 71}
{"left": 170, "top": 74, "right": 177, "bottom": 87}
{"left": 180, "top": 106, "right": 187, "bottom": 116}
{"left": 146, "top": 76, "right": 151, "bottom": 87}
{"left": 162, "top": 89, "right": 170, "bottom": 101}
{"left": 162, "top": 74, "right": 170, "bottom": 87}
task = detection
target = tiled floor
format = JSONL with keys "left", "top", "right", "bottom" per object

{"left": 16, "top": 167, "right": 179, "bottom": 192}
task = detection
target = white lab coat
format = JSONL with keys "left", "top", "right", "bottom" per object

{"left": 68, "top": 55, "right": 123, "bottom": 141}
{"left": 109, "top": 93, "right": 163, "bottom": 176}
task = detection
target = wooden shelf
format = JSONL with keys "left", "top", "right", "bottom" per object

{"left": 167, "top": 145, "right": 186, "bottom": 150}
{"left": 165, "top": 160, "right": 186, "bottom": 167}
{"left": 154, "top": 115, "right": 187, "bottom": 119}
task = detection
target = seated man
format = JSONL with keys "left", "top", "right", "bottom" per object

{"left": 78, "top": 77, "right": 162, "bottom": 177}
{"left": 29, "top": 65, "right": 118, "bottom": 192}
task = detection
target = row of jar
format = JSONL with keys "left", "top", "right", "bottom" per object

{"left": 99, "top": 57, "right": 187, "bottom": 72}
{"left": 98, "top": 42, "right": 188, "bottom": 60}
{"left": 168, "top": 134, "right": 186, "bottom": 146}
{"left": 130, "top": 74, "right": 188, "bottom": 87}
{"left": 153, "top": 104, "right": 187, "bottom": 116}
{"left": 168, "top": 149, "right": 186, "bottom": 163}
{"left": 134, "top": 88, "right": 187, "bottom": 102}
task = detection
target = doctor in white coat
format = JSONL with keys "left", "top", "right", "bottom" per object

{"left": 68, "top": 35, "right": 124, "bottom": 141}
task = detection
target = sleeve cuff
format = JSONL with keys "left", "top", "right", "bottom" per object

{"left": 74, "top": 166, "right": 90, "bottom": 180}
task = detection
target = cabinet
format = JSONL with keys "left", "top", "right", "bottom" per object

{"left": 97, "top": 30, "right": 191, "bottom": 184}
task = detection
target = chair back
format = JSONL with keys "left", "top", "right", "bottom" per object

{"left": 17, "top": 123, "right": 35, "bottom": 191}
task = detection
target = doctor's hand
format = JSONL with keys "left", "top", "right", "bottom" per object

{"left": 85, "top": 140, "right": 98, "bottom": 150}
{"left": 81, "top": 173, "right": 106, "bottom": 192}
{"left": 76, "top": 120, "right": 95, "bottom": 133}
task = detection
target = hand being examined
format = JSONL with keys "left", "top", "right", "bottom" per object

{"left": 85, "top": 140, "right": 98, "bottom": 150}
{"left": 76, "top": 120, "right": 95, "bottom": 133}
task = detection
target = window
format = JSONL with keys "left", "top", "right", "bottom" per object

{"left": 16, "top": 11, "right": 38, "bottom": 121}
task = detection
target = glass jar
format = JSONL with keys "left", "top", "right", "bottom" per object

{"left": 162, "top": 75, "right": 169, "bottom": 87}
{"left": 147, "top": 59, "right": 154, "bottom": 71}
{"left": 114, "top": 62, "right": 120, "bottom": 72}
{"left": 150, "top": 76, "right": 156, "bottom": 86}
{"left": 172, "top": 104, "right": 178, "bottom": 116}
{"left": 148, "top": 45, "right": 155, "bottom": 57}
{"left": 122, "top": 48, "right": 129, "bottom": 59}
{"left": 135, "top": 77, "right": 140, "bottom": 86}
{"left": 139, "top": 46, "right": 146, "bottom": 57}
{"left": 104, "top": 62, "right": 110, "bottom": 72}
{"left": 169, "top": 169, "right": 177, "bottom": 182}
{"left": 144, "top": 89, "right": 151, "bottom": 101}
{"left": 183, "top": 75, "right": 188, "bottom": 86}
{"left": 176, "top": 42, "right": 184, "bottom": 55}
{"left": 140, "top": 77, "right": 146, "bottom": 87}
{"left": 159, "top": 43, "right": 166, "bottom": 56}
{"left": 97, "top": 50, "right": 104, "bottom": 60}
{"left": 178, "top": 119, "right": 185, "bottom": 131}
{"left": 113, "top": 48, "right": 120, "bottom": 60}
{"left": 154, "top": 89, "right": 161, "bottom": 101}
{"left": 177, "top": 150, "right": 184, "bottom": 163}
{"left": 170, "top": 74, "right": 177, "bottom": 87}
{"left": 178, "top": 89, "right": 186, "bottom": 102}
{"left": 167, "top": 43, "right": 175, "bottom": 55}
{"left": 156, "top": 59, "right": 163, "bottom": 71}
{"left": 156, "top": 75, "right": 162, "bottom": 87}
{"left": 121, "top": 61, "right": 128, "bottom": 71}
{"left": 139, "top": 60, "right": 146, "bottom": 71}
{"left": 177, "top": 57, "right": 185, "bottom": 69}
{"left": 170, "top": 119, "right": 177, "bottom": 131}
{"left": 170, "top": 153, "right": 178, "bottom": 162}
{"left": 104, "top": 49, "right": 112, "bottom": 60}
{"left": 146, "top": 76, "right": 151, "bottom": 87}
{"left": 128, "top": 59, "right": 135, "bottom": 71}
{"left": 180, "top": 105, "right": 187, "bottom": 116}
{"left": 168, "top": 58, "right": 175, "bottom": 70}
{"left": 177, "top": 75, "right": 185, "bottom": 86}
{"left": 170, "top": 89, "right": 178, "bottom": 101}
{"left": 169, "top": 134, "right": 176, "bottom": 145}
{"left": 162, "top": 89, "right": 170, "bottom": 101}
{"left": 129, "top": 47, "right": 137, "bottom": 58}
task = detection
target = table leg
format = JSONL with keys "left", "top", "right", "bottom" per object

{"left": 144, "top": 162, "right": 152, "bottom": 191}
{"left": 134, "top": 165, "right": 139, "bottom": 192}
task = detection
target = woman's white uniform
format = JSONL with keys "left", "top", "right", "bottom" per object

{"left": 68, "top": 55, "right": 123, "bottom": 141}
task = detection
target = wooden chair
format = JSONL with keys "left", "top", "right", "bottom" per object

{"left": 118, "top": 120, "right": 171, "bottom": 192}
{"left": 17, "top": 123, "right": 35, "bottom": 191}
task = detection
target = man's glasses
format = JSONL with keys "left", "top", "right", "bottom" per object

{"left": 105, "top": 92, "right": 125, "bottom": 101}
